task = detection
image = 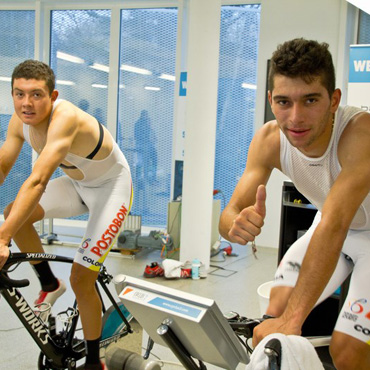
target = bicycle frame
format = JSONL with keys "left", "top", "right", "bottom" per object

{"left": 0, "top": 252, "right": 132, "bottom": 369}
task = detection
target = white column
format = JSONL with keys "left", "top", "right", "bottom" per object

{"left": 179, "top": 0, "right": 221, "bottom": 269}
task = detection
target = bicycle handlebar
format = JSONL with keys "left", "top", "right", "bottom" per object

{"left": 0, "top": 251, "right": 29, "bottom": 288}
{"left": 0, "top": 272, "right": 30, "bottom": 288}
{"left": 226, "top": 313, "right": 275, "bottom": 354}
{"left": 0, "top": 251, "right": 73, "bottom": 290}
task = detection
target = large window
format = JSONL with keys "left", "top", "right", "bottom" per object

{"left": 0, "top": 10, "right": 35, "bottom": 213}
{"left": 214, "top": 4, "right": 261, "bottom": 208}
{"left": 117, "top": 8, "right": 178, "bottom": 227}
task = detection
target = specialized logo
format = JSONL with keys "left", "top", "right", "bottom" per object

{"left": 26, "top": 253, "right": 56, "bottom": 260}
{"left": 91, "top": 204, "right": 128, "bottom": 257}
{"left": 286, "top": 261, "right": 301, "bottom": 272}
{"left": 8, "top": 288, "right": 50, "bottom": 345}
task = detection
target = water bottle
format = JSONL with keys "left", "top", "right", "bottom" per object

{"left": 192, "top": 258, "right": 201, "bottom": 280}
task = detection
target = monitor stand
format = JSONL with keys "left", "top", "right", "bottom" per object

{"left": 157, "top": 318, "right": 207, "bottom": 370}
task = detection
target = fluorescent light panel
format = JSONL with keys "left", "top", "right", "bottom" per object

{"left": 241, "top": 83, "right": 257, "bottom": 90}
{"left": 92, "top": 84, "right": 108, "bottom": 89}
{"left": 0, "top": 77, "right": 11, "bottom": 82}
{"left": 121, "top": 64, "right": 152, "bottom": 75}
{"left": 145, "top": 86, "right": 160, "bottom": 91}
{"left": 56, "top": 80, "right": 75, "bottom": 86}
{"left": 90, "top": 63, "right": 110, "bottom": 73}
{"left": 159, "top": 73, "right": 175, "bottom": 81}
{"left": 57, "top": 51, "right": 84, "bottom": 64}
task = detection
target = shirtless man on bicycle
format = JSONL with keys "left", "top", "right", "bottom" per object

{"left": 219, "top": 38, "right": 370, "bottom": 370}
{"left": 0, "top": 60, "right": 132, "bottom": 370}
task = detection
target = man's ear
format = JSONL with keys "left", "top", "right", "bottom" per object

{"left": 51, "top": 90, "right": 59, "bottom": 102}
{"left": 268, "top": 90, "right": 272, "bottom": 106}
{"left": 331, "top": 88, "right": 341, "bottom": 112}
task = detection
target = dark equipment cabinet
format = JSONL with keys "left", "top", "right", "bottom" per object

{"left": 278, "top": 181, "right": 345, "bottom": 338}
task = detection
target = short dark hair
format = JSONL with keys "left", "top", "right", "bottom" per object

{"left": 11, "top": 59, "right": 55, "bottom": 95}
{"left": 268, "top": 38, "right": 336, "bottom": 96}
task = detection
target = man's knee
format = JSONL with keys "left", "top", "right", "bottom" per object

{"left": 266, "top": 285, "right": 293, "bottom": 317}
{"left": 70, "top": 264, "right": 98, "bottom": 298}
{"left": 330, "top": 332, "right": 370, "bottom": 370}
{"left": 5, "top": 202, "right": 45, "bottom": 223}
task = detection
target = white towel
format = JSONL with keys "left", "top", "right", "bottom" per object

{"left": 162, "top": 259, "right": 183, "bottom": 278}
{"left": 246, "top": 333, "right": 325, "bottom": 370}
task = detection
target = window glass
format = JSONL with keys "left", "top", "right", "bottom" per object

{"left": 214, "top": 4, "right": 261, "bottom": 209}
{"left": 117, "top": 8, "right": 178, "bottom": 227}
{"left": 50, "top": 9, "right": 111, "bottom": 220}
{"left": 50, "top": 9, "right": 110, "bottom": 129}
{"left": 358, "top": 10, "right": 370, "bottom": 44}
{"left": 0, "top": 10, "right": 35, "bottom": 213}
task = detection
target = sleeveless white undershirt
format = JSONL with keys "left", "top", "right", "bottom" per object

{"left": 22, "top": 99, "right": 130, "bottom": 184}
{"left": 280, "top": 105, "right": 370, "bottom": 230}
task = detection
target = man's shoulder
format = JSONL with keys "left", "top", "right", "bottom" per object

{"left": 8, "top": 113, "right": 24, "bottom": 138}
{"left": 252, "top": 120, "right": 281, "bottom": 169}
{"left": 256, "top": 120, "right": 280, "bottom": 141}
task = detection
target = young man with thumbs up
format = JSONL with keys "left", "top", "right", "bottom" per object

{"left": 219, "top": 38, "right": 370, "bottom": 370}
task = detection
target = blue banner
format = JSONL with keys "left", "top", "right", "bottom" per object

{"left": 349, "top": 45, "right": 370, "bottom": 83}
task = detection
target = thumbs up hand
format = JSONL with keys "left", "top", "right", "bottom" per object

{"left": 228, "top": 185, "right": 266, "bottom": 245}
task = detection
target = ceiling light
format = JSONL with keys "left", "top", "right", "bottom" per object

{"left": 241, "top": 83, "right": 257, "bottom": 90}
{"left": 121, "top": 64, "right": 152, "bottom": 75}
{"left": 159, "top": 73, "right": 175, "bottom": 81}
{"left": 56, "top": 80, "right": 75, "bottom": 86}
{"left": 90, "top": 63, "right": 109, "bottom": 73}
{"left": 57, "top": 51, "right": 84, "bottom": 64}
{"left": 0, "top": 77, "right": 11, "bottom": 82}
{"left": 144, "top": 86, "right": 160, "bottom": 91}
{"left": 92, "top": 84, "right": 108, "bottom": 89}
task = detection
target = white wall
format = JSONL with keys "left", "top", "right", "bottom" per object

{"left": 253, "top": 0, "right": 357, "bottom": 248}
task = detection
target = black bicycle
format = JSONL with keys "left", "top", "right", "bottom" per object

{"left": 0, "top": 251, "right": 136, "bottom": 370}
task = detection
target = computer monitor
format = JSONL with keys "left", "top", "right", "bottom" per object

{"left": 114, "top": 274, "right": 249, "bottom": 369}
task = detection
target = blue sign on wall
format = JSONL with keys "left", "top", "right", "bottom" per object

{"left": 179, "top": 71, "right": 187, "bottom": 96}
{"left": 349, "top": 45, "right": 370, "bottom": 83}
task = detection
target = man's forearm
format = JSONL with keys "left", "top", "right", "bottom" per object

{"left": 0, "top": 179, "right": 45, "bottom": 244}
{"left": 219, "top": 207, "right": 238, "bottom": 240}
{"left": 0, "top": 169, "right": 5, "bottom": 185}
{"left": 282, "top": 223, "right": 345, "bottom": 328}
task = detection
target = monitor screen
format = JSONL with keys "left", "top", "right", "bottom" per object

{"left": 114, "top": 274, "right": 249, "bottom": 369}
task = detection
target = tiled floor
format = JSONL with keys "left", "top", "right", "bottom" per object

{"left": 0, "top": 228, "right": 278, "bottom": 370}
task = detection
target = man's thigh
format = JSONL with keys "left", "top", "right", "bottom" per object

{"left": 73, "top": 169, "right": 132, "bottom": 271}
{"left": 335, "top": 230, "right": 370, "bottom": 345}
{"left": 40, "top": 176, "right": 87, "bottom": 218}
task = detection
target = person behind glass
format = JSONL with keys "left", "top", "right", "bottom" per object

{"left": 134, "top": 109, "right": 158, "bottom": 185}
{"left": 0, "top": 60, "right": 132, "bottom": 370}
{"left": 219, "top": 39, "right": 370, "bottom": 370}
